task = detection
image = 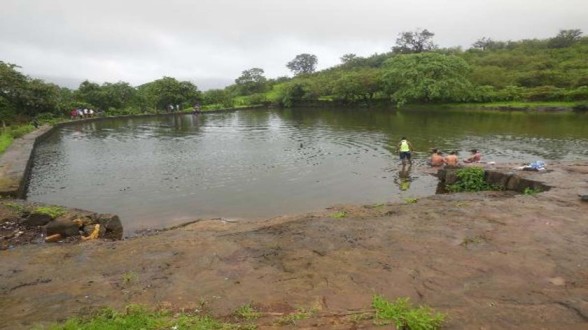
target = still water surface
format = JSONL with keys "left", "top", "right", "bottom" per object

{"left": 27, "top": 108, "right": 588, "bottom": 234}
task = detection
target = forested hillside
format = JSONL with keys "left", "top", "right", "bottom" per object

{"left": 1, "top": 29, "right": 587, "bottom": 126}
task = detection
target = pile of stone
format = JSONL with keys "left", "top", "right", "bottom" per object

{"left": 23, "top": 211, "right": 123, "bottom": 242}
{"left": 1, "top": 200, "right": 123, "bottom": 249}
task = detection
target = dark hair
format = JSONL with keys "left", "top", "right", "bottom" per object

{"left": 401, "top": 137, "right": 406, "bottom": 140}
{"left": 470, "top": 149, "right": 478, "bottom": 153}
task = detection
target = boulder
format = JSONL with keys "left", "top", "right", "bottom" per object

{"left": 485, "top": 170, "right": 511, "bottom": 189}
{"left": 21, "top": 213, "right": 53, "bottom": 227}
{"left": 82, "top": 224, "right": 106, "bottom": 237}
{"left": 45, "top": 218, "right": 81, "bottom": 237}
{"left": 94, "top": 214, "right": 123, "bottom": 240}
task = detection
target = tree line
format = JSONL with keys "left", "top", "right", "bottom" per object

{"left": 226, "top": 28, "right": 588, "bottom": 108}
{"left": 1, "top": 28, "right": 587, "bottom": 126}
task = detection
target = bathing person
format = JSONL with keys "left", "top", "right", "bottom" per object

{"left": 431, "top": 151, "right": 445, "bottom": 166}
{"left": 444, "top": 151, "right": 459, "bottom": 167}
{"left": 397, "top": 137, "right": 414, "bottom": 165}
{"left": 464, "top": 149, "right": 482, "bottom": 163}
{"left": 430, "top": 150, "right": 444, "bottom": 167}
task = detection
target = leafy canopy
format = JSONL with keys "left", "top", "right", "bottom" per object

{"left": 382, "top": 52, "right": 472, "bottom": 106}
{"left": 287, "top": 53, "right": 318, "bottom": 76}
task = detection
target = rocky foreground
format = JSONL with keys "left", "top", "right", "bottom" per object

{"left": 0, "top": 162, "right": 587, "bottom": 329}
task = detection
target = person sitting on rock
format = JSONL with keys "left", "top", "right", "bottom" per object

{"left": 444, "top": 151, "right": 459, "bottom": 167}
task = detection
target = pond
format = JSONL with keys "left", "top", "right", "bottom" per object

{"left": 26, "top": 108, "right": 588, "bottom": 234}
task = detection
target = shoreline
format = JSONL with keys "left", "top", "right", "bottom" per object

{"left": 1, "top": 161, "right": 587, "bottom": 328}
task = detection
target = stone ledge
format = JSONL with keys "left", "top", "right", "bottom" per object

{"left": 436, "top": 167, "right": 551, "bottom": 193}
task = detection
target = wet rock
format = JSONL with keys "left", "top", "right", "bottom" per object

{"left": 94, "top": 214, "right": 123, "bottom": 240}
{"left": 485, "top": 170, "right": 512, "bottom": 189}
{"left": 45, "top": 218, "right": 81, "bottom": 237}
{"left": 82, "top": 224, "right": 106, "bottom": 237}
{"left": 21, "top": 213, "right": 53, "bottom": 227}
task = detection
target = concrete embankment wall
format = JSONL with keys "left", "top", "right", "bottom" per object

{"left": 0, "top": 125, "right": 55, "bottom": 198}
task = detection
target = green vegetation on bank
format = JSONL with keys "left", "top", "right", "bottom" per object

{"left": 2, "top": 28, "right": 587, "bottom": 132}
{"left": 42, "top": 295, "right": 445, "bottom": 329}
{"left": 447, "top": 167, "right": 496, "bottom": 192}
{"left": 0, "top": 124, "right": 35, "bottom": 154}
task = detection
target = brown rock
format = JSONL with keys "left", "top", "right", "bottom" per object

{"left": 45, "top": 218, "right": 81, "bottom": 237}
{"left": 21, "top": 213, "right": 53, "bottom": 227}
{"left": 94, "top": 214, "right": 123, "bottom": 240}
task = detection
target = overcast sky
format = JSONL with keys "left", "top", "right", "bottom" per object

{"left": 1, "top": 0, "right": 587, "bottom": 90}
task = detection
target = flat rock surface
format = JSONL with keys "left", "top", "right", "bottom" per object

{"left": 1, "top": 162, "right": 587, "bottom": 329}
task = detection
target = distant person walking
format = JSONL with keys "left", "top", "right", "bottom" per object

{"left": 397, "top": 137, "right": 414, "bottom": 166}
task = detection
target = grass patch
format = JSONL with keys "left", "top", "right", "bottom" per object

{"left": 372, "top": 295, "right": 445, "bottom": 329}
{"left": 404, "top": 197, "right": 418, "bottom": 204}
{"left": 121, "top": 271, "right": 139, "bottom": 285}
{"left": 41, "top": 295, "right": 448, "bottom": 329}
{"left": 3, "top": 201, "right": 27, "bottom": 215}
{"left": 275, "top": 307, "right": 316, "bottom": 326}
{"left": 42, "top": 305, "right": 232, "bottom": 330}
{"left": 234, "top": 304, "right": 261, "bottom": 320}
{"left": 0, "top": 132, "right": 14, "bottom": 154}
{"left": 33, "top": 206, "right": 66, "bottom": 219}
{"left": 523, "top": 187, "right": 542, "bottom": 196}
{"left": 460, "top": 234, "right": 488, "bottom": 248}
{"left": 330, "top": 211, "right": 347, "bottom": 219}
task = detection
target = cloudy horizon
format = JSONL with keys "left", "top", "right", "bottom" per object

{"left": 2, "top": 0, "right": 587, "bottom": 90}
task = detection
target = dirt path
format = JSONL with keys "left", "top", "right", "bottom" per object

{"left": 1, "top": 162, "right": 587, "bottom": 329}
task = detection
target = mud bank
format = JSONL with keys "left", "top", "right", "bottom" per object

{"left": 0, "top": 162, "right": 587, "bottom": 329}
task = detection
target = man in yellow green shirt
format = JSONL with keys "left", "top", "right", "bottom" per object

{"left": 397, "top": 137, "right": 414, "bottom": 165}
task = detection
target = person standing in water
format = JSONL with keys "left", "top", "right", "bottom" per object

{"left": 397, "top": 137, "right": 414, "bottom": 166}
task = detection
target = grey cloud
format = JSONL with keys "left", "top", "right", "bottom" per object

{"left": 2, "top": 0, "right": 587, "bottom": 89}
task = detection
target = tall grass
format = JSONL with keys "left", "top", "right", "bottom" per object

{"left": 0, "top": 133, "right": 13, "bottom": 154}
{"left": 0, "top": 124, "right": 35, "bottom": 155}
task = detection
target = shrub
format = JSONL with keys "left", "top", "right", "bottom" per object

{"left": 447, "top": 167, "right": 493, "bottom": 192}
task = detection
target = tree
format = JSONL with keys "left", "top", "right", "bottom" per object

{"left": 102, "top": 82, "right": 137, "bottom": 109}
{"left": 286, "top": 53, "right": 318, "bottom": 76}
{"left": 0, "top": 61, "right": 28, "bottom": 121}
{"left": 234, "top": 68, "right": 267, "bottom": 95}
{"left": 548, "top": 29, "right": 583, "bottom": 48}
{"left": 392, "top": 28, "right": 437, "bottom": 54}
{"left": 0, "top": 61, "right": 61, "bottom": 120}
{"left": 340, "top": 53, "right": 358, "bottom": 64}
{"left": 381, "top": 53, "right": 472, "bottom": 105}
{"left": 138, "top": 77, "right": 200, "bottom": 110}
{"left": 332, "top": 68, "right": 382, "bottom": 103}
{"left": 75, "top": 80, "right": 104, "bottom": 108}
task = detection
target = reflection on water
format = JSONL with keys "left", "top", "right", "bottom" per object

{"left": 27, "top": 108, "right": 588, "bottom": 234}
{"left": 396, "top": 164, "right": 413, "bottom": 191}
